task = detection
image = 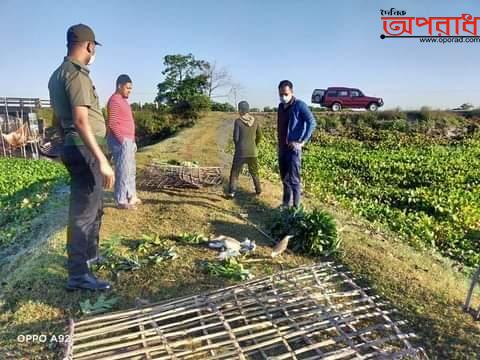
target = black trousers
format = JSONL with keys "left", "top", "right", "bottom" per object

{"left": 62, "top": 145, "right": 104, "bottom": 276}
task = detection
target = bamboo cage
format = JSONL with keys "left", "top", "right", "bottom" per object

{"left": 64, "top": 263, "right": 427, "bottom": 360}
{"left": 138, "top": 163, "right": 223, "bottom": 190}
{"left": 0, "top": 118, "right": 42, "bottom": 159}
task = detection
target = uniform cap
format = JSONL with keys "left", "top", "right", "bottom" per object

{"left": 67, "top": 24, "right": 101, "bottom": 46}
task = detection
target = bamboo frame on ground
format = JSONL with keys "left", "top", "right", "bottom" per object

{"left": 138, "top": 164, "right": 223, "bottom": 190}
{"left": 64, "top": 263, "right": 427, "bottom": 360}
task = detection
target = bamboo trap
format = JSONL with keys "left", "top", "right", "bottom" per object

{"left": 64, "top": 263, "right": 428, "bottom": 360}
{"left": 138, "top": 163, "right": 223, "bottom": 190}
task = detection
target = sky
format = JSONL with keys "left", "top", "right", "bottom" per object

{"left": 0, "top": 0, "right": 479, "bottom": 110}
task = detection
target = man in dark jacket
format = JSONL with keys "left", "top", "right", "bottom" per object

{"left": 228, "top": 101, "right": 262, "bottom": 198}
{"left": 277, "top": 80, "right": 316, "bottom": 208}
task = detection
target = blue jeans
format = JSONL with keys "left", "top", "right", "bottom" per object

{"left": 279, "top": 147, "right": 302, "bottom": 207}
{"left": 107, "top": 134, "right": 137, "bottom": 205}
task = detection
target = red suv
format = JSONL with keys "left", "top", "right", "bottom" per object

{"left": 311, "top": 87, "right": 384, "bottom": 112}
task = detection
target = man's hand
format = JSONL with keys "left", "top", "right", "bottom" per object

{"left": 99, "top": 160, "right": 115, "bottom": 189}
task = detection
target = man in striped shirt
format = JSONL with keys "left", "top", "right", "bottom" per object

{"left": 107, "top": 74, "right": 141, "bottom": 209}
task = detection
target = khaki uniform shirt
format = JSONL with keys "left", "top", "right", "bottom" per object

{"left": 48, "top": 56, "right": 106, "bottom": 145}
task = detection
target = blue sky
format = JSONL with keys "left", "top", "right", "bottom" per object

{"left": 0, "top": 0, "right": 479, "bottom": 109}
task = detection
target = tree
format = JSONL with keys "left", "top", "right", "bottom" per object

{"left": 156, "top": 54, "right": 210, "bottom": 119}
{"left": 142, "top": 103, "right": 159, "bottom": 112}
{"left": 131, "top": 102, "right": 160, "bottom": 112}
{"left": 228, "top": 83, "right": 245, "bottom": 107}
{"left": 211, "top": 102, "right": 236, "bottom": 112}
{"left": 131, "top": 102, "right": 141, "bottom": 111}
{"left": 203, "top": 61, "right": 232, "bottom": 99}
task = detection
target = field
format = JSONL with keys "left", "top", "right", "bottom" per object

{"left": 0, "top": 112, "right": 479, "bottom": 359}
{"left": 0, "top": 158, "right": 68, "bottom": 246}
{"left": 257, "top": 114, "right": 480, "bottom": 269}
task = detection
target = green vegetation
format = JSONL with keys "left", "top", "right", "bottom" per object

{"left": 177, "top": 232, "right": 208, "bottom": 244}
{"left": 130, "top": 54, "right": 238, "bottom": 145}
{"left": 133, "top": 109, "right": 180, "bottom": 146}
{"left": 269, "top": 207, "right": 340, "bottom": 257}
{"left": 310, "top": 108, "right": 478, "bottom": 138}
{"left": 258, "top": 113, "right": 480, "bottom": 268}
{"left": 34, "top": 108, "right": 54, "bottom": 128}
{"left": 201, "top": 258, "right": 253, "bottom": 281}
{"left": 79, "top": 295, "right": 119, "bottom": 316}
{"left": 0, "top": 158, "right": 68, "bottom": 246}
{"left": 93, "top": 234, "right": 178, "bottom": 275}
{"left": 156, "top": 53, "right": 211, "bottom": 120}
{"left": 210, "top": 102, "right": 235, "bottom": 112}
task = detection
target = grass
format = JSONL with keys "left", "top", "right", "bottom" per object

{"left": 0, "top": 112, "right": 479, "bottom": 359}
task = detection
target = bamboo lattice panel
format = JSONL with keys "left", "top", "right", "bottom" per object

{"left": 65, "top": 263, "right": 427, "bottom": 360}
{"left": 138, "top": 164, "right": 223, "bottom": 190}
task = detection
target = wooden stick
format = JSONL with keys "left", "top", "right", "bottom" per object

{"left": 464, "top": 266, "right": 480, "bottom": 313}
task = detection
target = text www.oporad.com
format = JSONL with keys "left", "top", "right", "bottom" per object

{"left": 419, "top": 37, "right": 480, "bottom": 43}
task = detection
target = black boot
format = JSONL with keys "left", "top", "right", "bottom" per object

{"left": 66, "top": 273, "right": 112, "bottom": 291}
{"left": 253, "top": 176, "right": 262, "bottom": 196}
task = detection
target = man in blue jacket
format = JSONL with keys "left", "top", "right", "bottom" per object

{"left": 277, "top": 80, "right": 316, "bottom": 208}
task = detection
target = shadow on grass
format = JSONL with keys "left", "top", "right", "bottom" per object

{"left": 152, "top": 187, "right": 225, "bottom": 202}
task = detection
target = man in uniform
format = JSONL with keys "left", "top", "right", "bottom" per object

{"left": 49, "top": 24, "right": 114, "bottom": 291}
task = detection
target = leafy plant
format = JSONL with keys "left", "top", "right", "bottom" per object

{"left": 79, "top": 295, "right": 119, "bottom": 315}
{"left": 201, "top": 258, "right": 252, "bottom": 281}
{"left": 269, "top": 207, "right": 340, "bottom": 257}
{"left": 178, "top": 232, "right": 208, "bottom": 244}
{"left": 135, "top": 234, "right": 178, "bottom": 265}
{"left": 114, "top": 256, "right": 143, "bottom": 272}
{"left": 94, "top": 235, "right": 142, "bottom": 273}
{"left": 136, "top": 233, "right": 165, "bottom": 255}
{"left": 100, "top": 235, "right": 123, "bottom": 258}
{"left": 148, "top": 248, "right": 178, "bottom": 264}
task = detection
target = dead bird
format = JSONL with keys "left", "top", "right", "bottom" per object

{"left": 217, "top": 248, "right": 241, "bottom": 260}
{"left": 241, "top": 238, "right": 256, "bottom": 253}
{"left": 209, "top": 235, "right": 256, "bottom": 256}
{"left": 271, "top": 235, "right": 294, "bottom": 258}
{"left": 208, "top": 235, "right": 241, "bottom": 252}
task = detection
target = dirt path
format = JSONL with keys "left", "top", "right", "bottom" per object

{"left": 137, "top": 113, "right": 233, "bottom": 168}
{"left": 98, "top": 114, "right": 291, "bottom": 280}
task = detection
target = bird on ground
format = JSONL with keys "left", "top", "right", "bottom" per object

{"left": 209, "top": 236, "right": 257, "bottom": 259}
{"left": 271, "top": 235, "right": 294, "bottom": 258}
{"left": 208, "top": 235, "right": 242, "bottom": 252}
{"left": 240, "top": 238, "right": 256, "bottom": 253}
